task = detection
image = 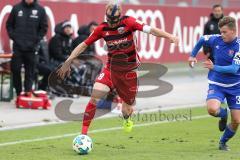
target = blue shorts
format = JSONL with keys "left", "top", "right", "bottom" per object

{"left": 207, "top": 84, "right": 240, "bottom": 110}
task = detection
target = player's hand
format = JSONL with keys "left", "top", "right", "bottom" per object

{"left": 169, "top": 36, "right": 179, "bottom": 46}
{"left": 57, "top": 61, "right": 72, "bottom": 79}
{"left": 203, "top": 59, "right": 214, "bottom": 70}
{"left": 188, "top": 56, "right": 197, "bottom": 68}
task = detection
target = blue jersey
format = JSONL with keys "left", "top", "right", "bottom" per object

{"left": 191, "top": 35, "right": 240, "bottom": 87}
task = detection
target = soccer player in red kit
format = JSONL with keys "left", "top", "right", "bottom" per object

{"left": 58, "top": 2, "right": 179, "bottom": 134}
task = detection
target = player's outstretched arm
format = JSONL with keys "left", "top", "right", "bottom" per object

{"left": 188, "top": 35, "right": 219, "bottom": 68}
{"left": 66, "top": 42, "right": 88, "bottom": 63}
{"left": 188, "top": 36, "right": 206, "bottom": 68}
{"left": 149, "top": 27, "right": 179, "bottom": 45}
{"left": 57, "top": 42, "right": 88, "bottom": 79}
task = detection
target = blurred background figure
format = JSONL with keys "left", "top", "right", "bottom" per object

{"left": 48, "top": 20, "right": 102, "bottom": 96}
{"left": 6, "top": 0, "right": 48, "bottom": 97}
{"left": 49, "top": 20, "right": 73, "bottom": 69}
{"left": 68, "top": 21, "right": 102, "bottom": 96}
{"left": 203, "top": 4, "right": 224, "bottom": 62}
{"left": 36, "top": 38, "right": 53, "bottom": 91}
{"left": 72, "top": 21, "right": 98, "bottom": 55}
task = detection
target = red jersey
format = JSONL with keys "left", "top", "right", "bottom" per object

{"left": 84, "top": 16, "right": 145, "bottom": 71}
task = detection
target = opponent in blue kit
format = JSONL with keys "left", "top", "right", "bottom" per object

{"left": 188, "top": 16, "right": 240, "bottom": 151}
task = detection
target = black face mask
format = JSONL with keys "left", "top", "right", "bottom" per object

{"left": 106, "top": 14, "right": 121, "bottom": 25}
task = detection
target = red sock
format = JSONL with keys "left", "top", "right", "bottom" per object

{"left": 81, "top": 102, "right": 96, "bottom": 135}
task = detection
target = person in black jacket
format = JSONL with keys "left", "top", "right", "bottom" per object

{"left": 72, "top": 21, "right": 98, "bottom": 55}
{"left": 49, "top": 20, "right": 73, "bottom": 68}
{"left": 203, "top": 4, "right": 224, "bottom": 62}
{"left": 6, "top": 0, "right": 48, "bottom": 96}
{"left": 37, "top": 38, "right": 53, "bottom": 91}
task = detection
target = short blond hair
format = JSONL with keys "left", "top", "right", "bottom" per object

{"left": 106, "top": 1, "right": 122, "bottom": 13}
{"left": 218, "top": 16, "right": 236, "bottom": 30}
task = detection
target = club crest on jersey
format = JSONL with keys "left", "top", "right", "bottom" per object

{"left": 32, "top": 10, "right": 38, "bottom": 15}
{"left": 117, "top": 27, "right": 125, "bottom": 34}
{"left": 210, "top": 24, "right": 215, "bottom": 31}
{"left": 30, "top": 10, "right": 38, "bottom": 18}
{"left": 18, "top": 10, "right": 23, "bottom": 17}
{"left": 228, "top": 50, "right": 234, "bottom": 57}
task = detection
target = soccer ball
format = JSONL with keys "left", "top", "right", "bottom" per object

{"left": 72, "top": 134, "right": 93, "bottom": 155}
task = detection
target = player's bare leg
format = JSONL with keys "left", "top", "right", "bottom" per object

{"left": 207, "top": 99, "right": 228, "bottom": 131}
{"left": 82, "top": 82, "right": 110, "bottom": 135}
{"left": 206, "top": 99, "right": 221, "bottom": 116}
{"left": 219, "top": 109, "right": 240, "bottom": 151}
{"left": 122, "top": 101, "right": 134, "bottom": 132}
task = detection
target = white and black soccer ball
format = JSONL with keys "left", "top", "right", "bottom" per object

{"left": 72, "top": 134, "right": 93, "bottom": 155}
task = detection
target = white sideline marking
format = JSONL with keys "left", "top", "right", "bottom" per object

{"left": 0, "top": 121, "right": 67, "bottom": 131}
{"left": 0, "top": 114, "right": 210, "bottom": 147}
{"left": 0, "top": 104, "right": 205, "bottom": 131}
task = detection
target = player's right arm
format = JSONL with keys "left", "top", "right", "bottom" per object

{"left": 58, "top": 26, "right": 102, "bottom": 79}
{"left": 188, "top": 35, "right": 218, "bottom": 67}
{"left": 57, "top": 42, "right": 88, "bottom": 79}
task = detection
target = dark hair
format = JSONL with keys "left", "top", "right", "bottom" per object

{"left": 218, "top": 16, "right": 236, "bottom": 30}
{"left": 212, "top": 4, "right": 223, "bottom": 10}
{"left": 88, "top": 21, "right": 98, "bottom": 27}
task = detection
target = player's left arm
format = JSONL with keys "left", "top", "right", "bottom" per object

{"left": 129, "top": 17, "right": 178, "bottom": 45}
{"left": 203, "top": 52, "right": 240, "bottom": 74}
{"left": 149, "top": 27, "right": 179, "bottom": 45}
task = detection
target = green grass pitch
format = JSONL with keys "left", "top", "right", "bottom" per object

{"left": 0, "top": 107, "right": 239, "bottom": 160}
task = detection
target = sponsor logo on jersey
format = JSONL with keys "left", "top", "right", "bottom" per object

{"left": 108, "top": 37, "right": 128, "bottom": 45}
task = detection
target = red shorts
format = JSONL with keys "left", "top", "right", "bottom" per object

{"left": 95, "top": 67, "right": 138, "bottom": 105}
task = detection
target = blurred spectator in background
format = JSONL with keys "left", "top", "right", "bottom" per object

{"left": 68, "top": 21, "right": 102, "bottom": 96}
{"left": 49, "top": 20, "right": 73, "bottom": 68}
{"left": 6, "top": 0, "right": 48, "bottom": 96}
{"left": 37, "top": 38, "right": 53, "bottom": 91}
{"left": 48, "top": 20, "right": 102, "bottom": 97}
{"left": 203, "top": 4, "right": 224, "bottom": 62}
{"left": 72, "top": 21, "right": 98, "bottom": 55}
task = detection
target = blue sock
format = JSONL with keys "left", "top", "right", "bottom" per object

{"left": 96, "top": 99, "right": 112, "bottom": 109}
{"left": 220, "top": 125, "right": 235, "bottom": 144}
{"left": 215, "top": 107, "right": 227, "bottom": 119}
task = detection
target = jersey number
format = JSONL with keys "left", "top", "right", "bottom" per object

{"left": 236, "top": 96, "right": 240, "bottom": 104}
{"left": 97, "top": 73, "right": 105, "bottom": 80}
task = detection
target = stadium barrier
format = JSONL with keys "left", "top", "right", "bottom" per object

{"left": 0, "top": 0, "right": 239, "bottom": 63}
